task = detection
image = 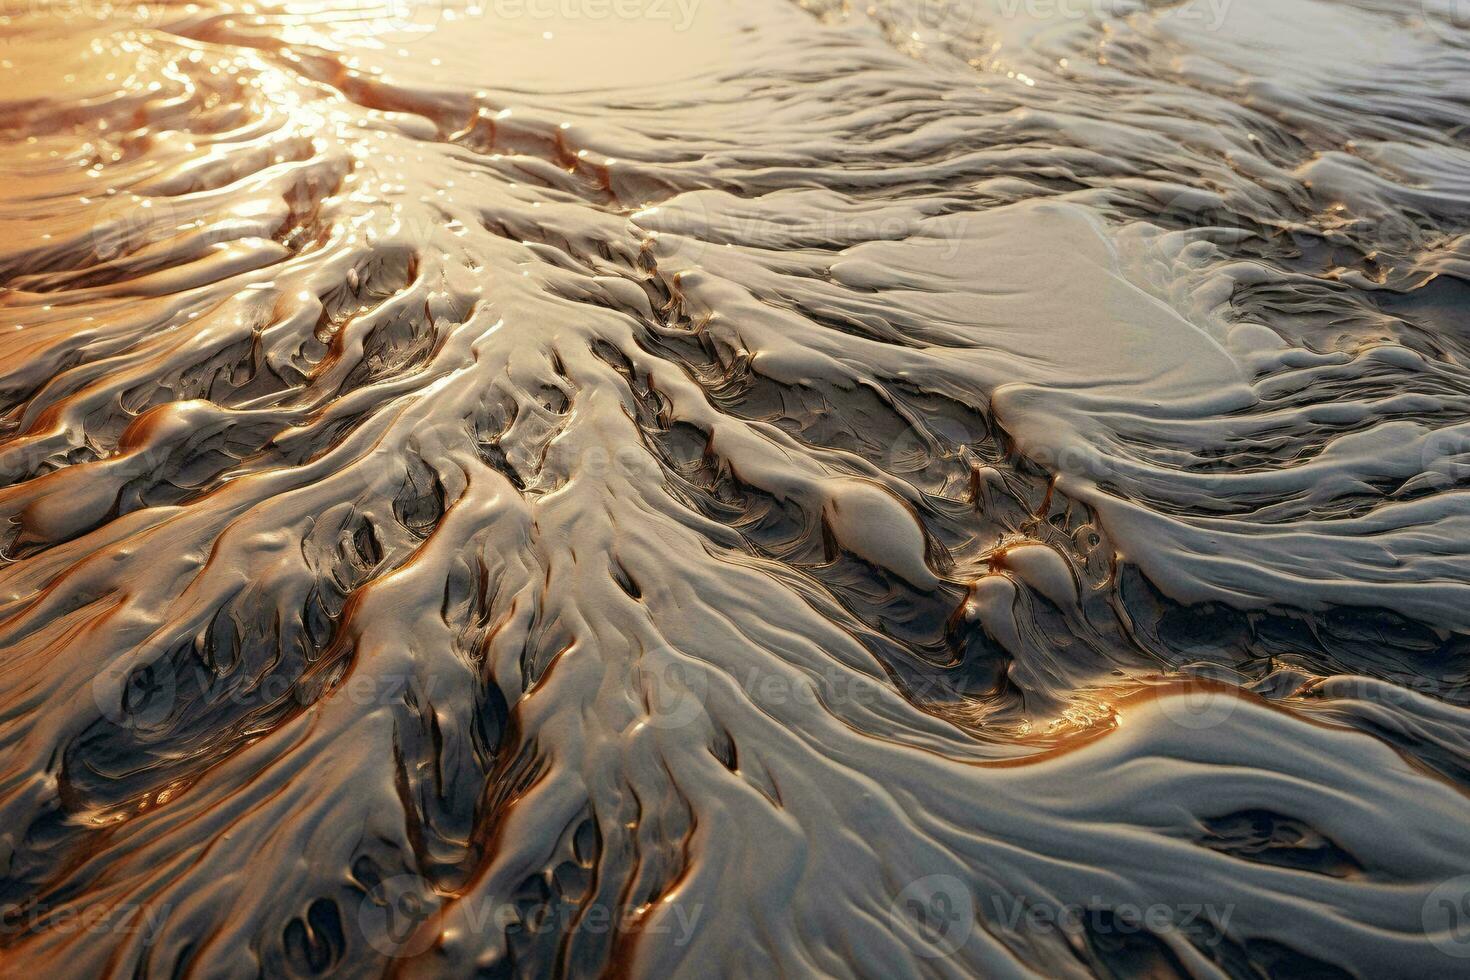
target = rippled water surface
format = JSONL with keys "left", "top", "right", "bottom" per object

{"left": 3, "top": 0, "right": 1470, "bottom": 975}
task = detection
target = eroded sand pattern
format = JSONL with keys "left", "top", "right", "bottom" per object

{"left": 2, "top": 0, "right": 1470, "bottom": 976}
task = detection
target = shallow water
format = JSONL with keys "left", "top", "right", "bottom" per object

{"left": 2, "top": 0, "right": 1470, "bottom": 976}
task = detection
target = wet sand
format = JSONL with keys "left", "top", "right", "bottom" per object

{"left": 2, "top": 0, "right": 1470, "bottom": 975}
